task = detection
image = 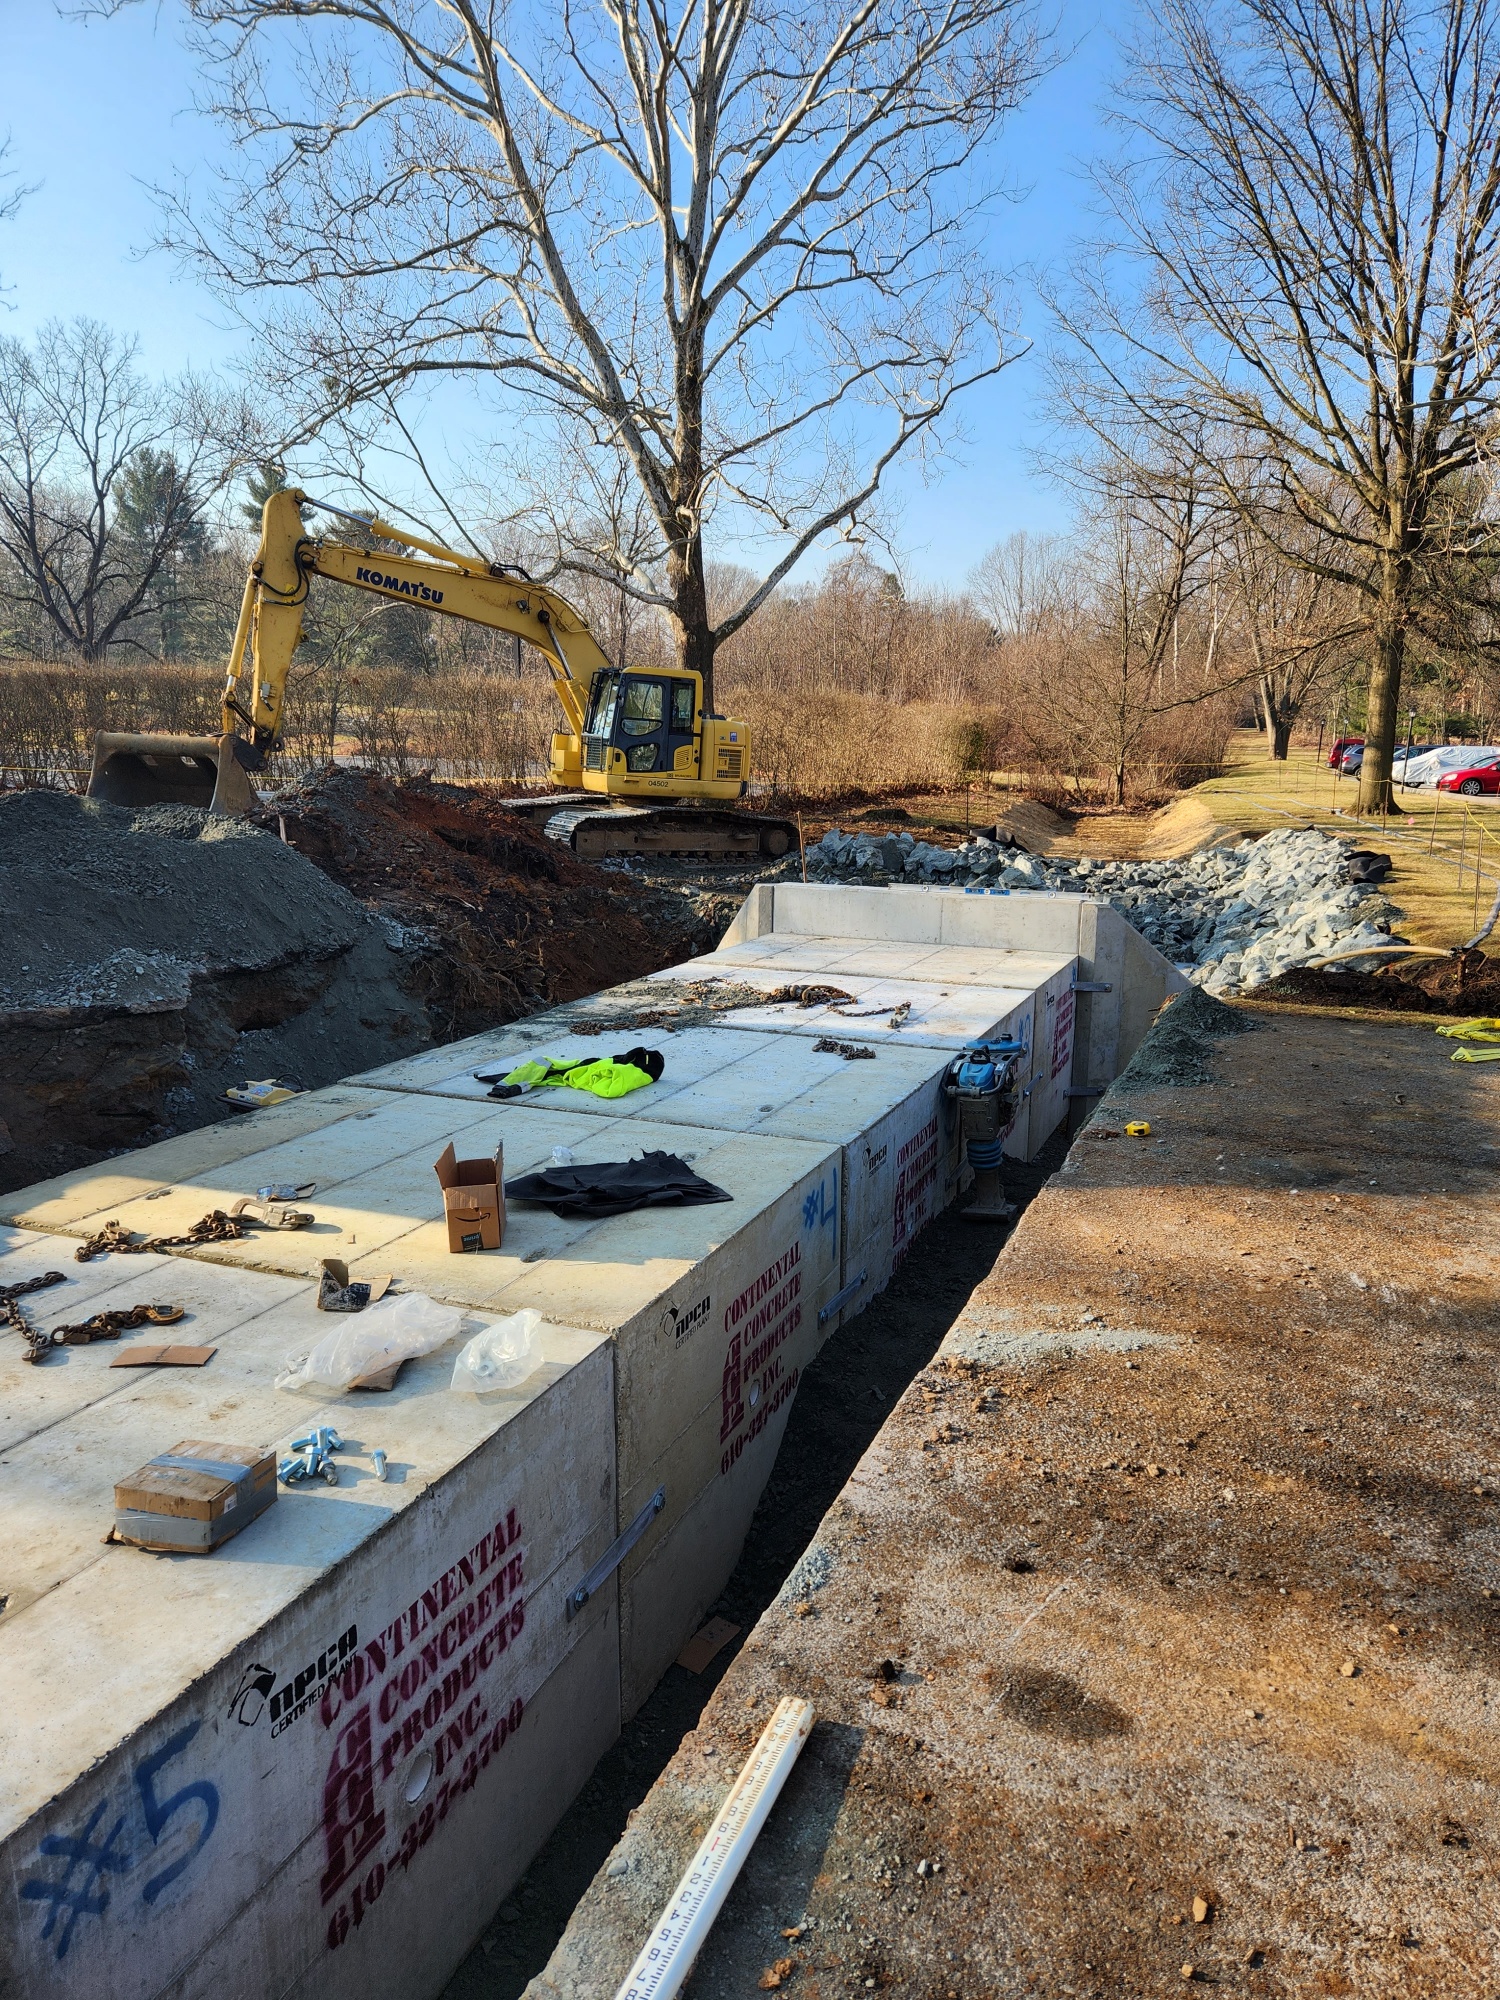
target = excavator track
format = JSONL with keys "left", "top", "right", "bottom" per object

{"left": 543, "top": 805, "right": 798, "bottom": 862}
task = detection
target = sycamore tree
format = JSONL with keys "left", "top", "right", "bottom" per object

{"left": 118, "top": 0, "right": 1046, "bottom": 705}
{"left": 1057, "top": 0, "right": 1500, "bottom": 814}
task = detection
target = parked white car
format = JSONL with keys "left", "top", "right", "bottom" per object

{"left": 1398, "top": 744, "right": 1500, "bottom": 787}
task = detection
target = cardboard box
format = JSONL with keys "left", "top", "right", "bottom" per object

{"left": 435, "top": 1139, "right": 505, "bottom": 1252}
{"left": 112, "top": 1439, "right": 276, "bottom": 1553}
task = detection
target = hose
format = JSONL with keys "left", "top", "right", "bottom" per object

{"left": 1465, "top": 878, "right": 1500, "bottom": 950}
{"left": 1302, "top": 943, "right": 1453, "bottom": 971}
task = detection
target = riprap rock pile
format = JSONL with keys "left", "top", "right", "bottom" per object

{"left": 803, "top": 824, "right": 1403, "bottom": 994}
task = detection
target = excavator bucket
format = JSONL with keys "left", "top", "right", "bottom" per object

{"left": 86, "top": 732, "right": 260, "bottom": 817}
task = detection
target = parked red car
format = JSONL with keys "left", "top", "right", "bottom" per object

{"left": 1437, "top": 760, "right": 1500, "bottom": 797}
{"left": 1329, "top": 735, "right": 1363, "bottom": 768}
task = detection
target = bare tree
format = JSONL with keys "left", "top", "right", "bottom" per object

{"left": 969, "top": 529, "right": 1069, "bottom": 640}
{"left": 989, "top": 445, "right": 1223, "bottom": 805}
{"left": 1063, "top": 474, "right": 1216, "bottom": 804}
{"left": 0, "top": 134, "right": 31, "bottom": 284}
{"left": 134, "top": 0, "right": 1045, "bottom": 706}
{"left": 1224, "top": 498, "right": 1363, "bottom": 759}
{"left": 1058, "top": 0, "right": 1500, "bottom": 814}
{"left": 0, "top": 320, "right": 229, "bottom": 662}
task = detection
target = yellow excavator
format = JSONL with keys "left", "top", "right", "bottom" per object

{"left": 88, "top": 490, "right": 796, "bottom": 861}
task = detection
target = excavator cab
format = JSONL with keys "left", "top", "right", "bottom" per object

{"left": 581, "top": 669, "right": 701, "bottom": 781}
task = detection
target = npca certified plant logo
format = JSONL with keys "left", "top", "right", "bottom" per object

{"left": 228, "top": 1662, "right": 276, "bottom": 1727}
{"left": 661, "top": 1293, "right": 711, "bottom": 1346}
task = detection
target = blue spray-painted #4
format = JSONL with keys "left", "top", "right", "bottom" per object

{"left": 801, "top": 1166, "right": 838, "bottom": 1236}
{"left": 20, "top": 1721, "right": 220, "bottom": 1961}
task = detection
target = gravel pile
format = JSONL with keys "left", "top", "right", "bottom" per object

{"left": 804, "top": 823, "right": 1405, "bottom": 994}
{"left": 0, "top": 788, "right": 431, "bottom": 1191}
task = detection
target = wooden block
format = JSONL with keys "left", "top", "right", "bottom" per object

{"left": 110, "top": 1345, "right": 218, "bottom": 1368}
{"left": 676, "top": 1615, "right": 741, "bottom": 1674}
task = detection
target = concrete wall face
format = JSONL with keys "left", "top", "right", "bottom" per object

{"left": 0, "top": 1296, "right": 617, "bottom": 2000}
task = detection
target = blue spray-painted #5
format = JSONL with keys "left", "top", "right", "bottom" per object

{"left": 20, "top": 1721, "right": 220, "bottom": 1961}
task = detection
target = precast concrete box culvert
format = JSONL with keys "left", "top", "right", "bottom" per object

{"left": 0, "top": 880, "right": 1181, "bottom": 2000}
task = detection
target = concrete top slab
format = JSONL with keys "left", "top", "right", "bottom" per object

{"left": 686, "top": 932, "right": 1076, "bottom": 989}
{"left": 645, "top": 959, "right": 1052, "bottom": 1049}
{"left": 0, "top": 1086, "right": 394, "bottom": 1232}
{"left": 338, "top": 1119, "right": 839, "bottom": 1332}
{"left": 342, "top": 1025, "right": 954, "bottom": 1147}
{"left": 2, "top": 1090, "right": 839, "bottom": 1334}
{"left": 0, "top": 1227, "right": 608, "bottom": 1845}
{"left": 348, "top": 1026, "right": 784, "bottom": 1111}
{"left": 526, "top": 1001, "right": 1500, "bottom": 2000}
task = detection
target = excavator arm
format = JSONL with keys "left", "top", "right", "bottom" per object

{"left": 221, "top": 490, "right": 608, "bottom": 756}
{"left": 90, "top": 488, "right": 612, "bottom": 814}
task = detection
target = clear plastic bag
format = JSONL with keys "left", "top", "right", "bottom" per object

{"left": 450, "top": 1310, "right": 544, "bottom": 1394}
{"left": 276, "top": 1291, "right": 464, "bottom": 1393}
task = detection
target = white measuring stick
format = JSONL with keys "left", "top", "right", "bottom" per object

{"left": 612, "top": 1696, "right": 814, "bottom": 2000}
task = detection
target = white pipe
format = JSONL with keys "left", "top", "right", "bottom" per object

{"left": 613, "top": 1696, "right": 814, "bottom": 2000}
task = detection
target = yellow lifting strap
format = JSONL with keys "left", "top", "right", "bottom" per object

{"left": 1435, "top": 1017, "right": 1500, "bottom": 1059}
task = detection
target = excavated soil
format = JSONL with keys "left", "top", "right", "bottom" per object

{"left": 255, "top": 769, "right": 716, "bottom": 1039}
{"left": 1256, "top": 948, "right": 1500, "bottom": 1016}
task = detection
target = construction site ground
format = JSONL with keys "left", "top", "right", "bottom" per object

{"left": 523, "top": 992, "right": 1500, "bottom": 2000}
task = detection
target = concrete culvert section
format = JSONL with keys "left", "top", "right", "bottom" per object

{"left": 0, "top": 883, "right": 1184, "bottom": 2000}
{"left": 525, "top": 996, "right": 1500, "bottom": 1998}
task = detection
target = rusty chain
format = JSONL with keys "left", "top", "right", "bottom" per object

{"left": 75, "top": 1211, "right": 250, "bottom": 1263}
{"left": 74, "top": 1201, "right": 313, "bottom": 1264}
{"left": 3, "top": 1270, "right": 186, "bottom": 1363}
{"left": 45, "top": 1302, "right": 186, "bottom": 1353}
{"left": 2, "top": 1270, "right": 69, "bottom": 1364}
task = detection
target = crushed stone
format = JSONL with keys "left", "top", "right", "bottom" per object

{"left": 0, "top": 788, "right": 430, "bottom": 1191}
{"left": 1113, "top": 985, "right": 1258, "bottom": 1090}
{"left": 804, "top": 823, "right": 1409, "bottom": 994}
{"left": 0, "top": 790, "right": 370, "bottom": 1016}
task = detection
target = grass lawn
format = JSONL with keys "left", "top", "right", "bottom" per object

{"left": 1180, "top": 732, "right": 1500, "bottom": 950}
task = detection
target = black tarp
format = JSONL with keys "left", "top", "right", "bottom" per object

{"left": 505, "top": 1150, "right": 733, "bottom": 1219}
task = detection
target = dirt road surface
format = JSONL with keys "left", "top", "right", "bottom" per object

{"left": 524, "top": 999, "right": 1500, "bottom": 1998}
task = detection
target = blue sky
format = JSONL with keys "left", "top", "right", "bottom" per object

{"left": 3, "top": 2, "right": 1124, "bottom": 589}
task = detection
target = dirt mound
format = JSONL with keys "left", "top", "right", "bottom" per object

{"left": 987, "top": 796, "right": 1074, "bottom": 854}
{"left": 1254, "top": 947, "right": 1500, "bottom": 1016}
{"left": 1111, "top": 985, "right": 1258, "bottom": 1090}
{"left": 1134, "top": 794, "right": 1237, "bottom": 858}
{"left": 0, "top": 789, "right": 430, "bottom": 1190}
{"left": 256, "top": 769, "right": 712, "bottom": 1040}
